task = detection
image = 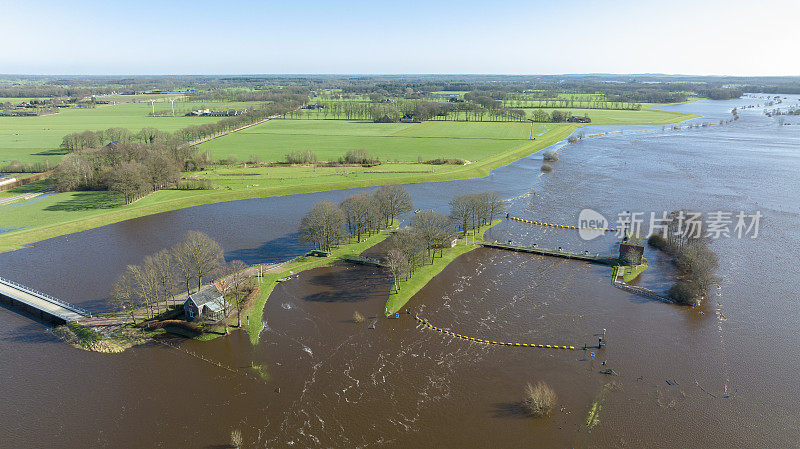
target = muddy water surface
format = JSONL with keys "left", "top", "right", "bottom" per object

{"left": 2, "top": 95, "right": 800, "bottom": 448}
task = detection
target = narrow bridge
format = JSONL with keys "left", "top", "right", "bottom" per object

{"left": 0, "top": 276, "right": 89, "bottom": 324}
{"left": 479, "top": 242, "right": 619, "bottom": 265}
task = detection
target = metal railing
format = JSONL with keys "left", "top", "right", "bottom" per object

{"left": 0, "top": 276, "right": 91, "bottom": 317}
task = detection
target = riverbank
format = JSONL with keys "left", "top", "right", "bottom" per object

{"left": 384, "top": 220, "right": 500, "bottom": 316}
{"left": 621, "top": 258, "right": 648, "bottom": 283}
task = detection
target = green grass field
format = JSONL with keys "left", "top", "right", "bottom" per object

{"left": 199, "top": 119, "right": 555, "bottom": 163}
{"left": 0, "top": 100, "right": 253, "bottom": 164}
{"left": 0, "top": 124, "right": 575, "bottom": 251}
{"left": 520, "top": 107, "right": 698, "bottom": 125}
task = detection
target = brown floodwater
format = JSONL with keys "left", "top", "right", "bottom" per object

{"left": 1, "top": 95, "right": 800, "bottom": 448}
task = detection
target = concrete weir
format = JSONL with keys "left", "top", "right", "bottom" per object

{"left": 0, "top": 276, "right": 88, "bottom": 324}
{"left": 479, "top": 241, "right": 619, "bottom": 265}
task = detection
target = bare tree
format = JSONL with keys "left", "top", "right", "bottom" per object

{"left": 172, "top": 231, "right": 225, "bottom": 293}
{"left": 374, "top": 184, "right": 414, "bottom": 227}
{"left": 149, "top": 249, "right": 176, "bottom": 308}
{"left": 110, "top": 275, "right": 142, "bottom": 324}
{"left": 449, "top": 194, "right": 472, "bottom": 236}
{"left": 114, "top": 263, "right": 158, "bottom": 319}
{"left": 412, "top": 210, "right": 451, "bottom": 263}
{"left": 225, "top": 260, "right": 251, "bottom": 327}
{"left": 300, "top": 201, "right": 346, "bottom": 251}
{"left": 485, "top": 191, "right": 507, "bottom": 224}
{"left": 386, "top": 249, "right": 409, "bottom": 293}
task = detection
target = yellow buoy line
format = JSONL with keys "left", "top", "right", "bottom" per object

{"left": 415, "top": 316, "right": 575, "bottom": 350}
{"left": 507, "top": 215, "right": 615, "bottom": 233}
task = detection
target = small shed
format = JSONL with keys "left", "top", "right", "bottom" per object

{"left": 184, "top": 285, "right": 227, "bottom": 321}
{"left": 619, "top": 242, "right": 644, "bottom": 266}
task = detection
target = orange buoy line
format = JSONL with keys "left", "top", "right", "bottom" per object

{"left": 415, "top": 316, "right": 575, "bottom": 350}
{"left": 507, "top": 215, "right": 615, "bottom": 233}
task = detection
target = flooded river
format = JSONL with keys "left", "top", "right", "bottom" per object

{"left": 2, "top": 95, "right": 799, "bottom": 447}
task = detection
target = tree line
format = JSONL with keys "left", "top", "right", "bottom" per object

{"left": 51, "top": 97, "right": 303, "bottom": 203}
{"left": 111, "top": 231, "right": 253, "bottom": 327}
{"left": 59, "top": 97, "right": 303, "bottom": 152}
{"left": 299, "top": 188, "right": 506, "bottom": 293}
{"left": 300, "top": 184, "right": 414, "bottom": 251}
{"left": 646, "top": 210, "right": 720, "bottom": 306}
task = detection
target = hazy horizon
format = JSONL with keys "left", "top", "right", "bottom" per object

{"left": 3, "top": 0, "right": 798, "bottom": 76}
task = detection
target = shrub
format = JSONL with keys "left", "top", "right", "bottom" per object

{"left": 567, "top": 135, "right": 578, "bottom": 143}
{"left": 285, "top": 150, "right": 318, "bottom": 164}
{"left": 647, "top": 233, "right": 668, "bottom": 251}
{"left": 668, "top": 280, "right": 699, "bottom": 306}
{"left": 176, "top": 179, "right": 214, "bottom": 190}
{"left": 423, "top": 158, "right": 467, "bottom": 165}
{"left": 522, "top": 381, "right": 557, "bottom": 417}
{"left": 353, "top": 310, "right": 365, "bottom": 323}
{"left": 340, "top": 149, "right": 379, "bottom": 165}
{"left": 145, "top": 319, "right": 204, "bottom": 334}
{"left": 541, "top": 163, "right": 553, "bottom": 172}
{"left": 542, "top": 150, "right": 559, "bottom": 162}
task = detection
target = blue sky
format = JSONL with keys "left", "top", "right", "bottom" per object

{"left": 2, "top": 0, "right": 798, "bottom": 75}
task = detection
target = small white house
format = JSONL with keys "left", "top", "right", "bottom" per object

{"left": 183, "top": 285, "right": 227, "bottom": 321}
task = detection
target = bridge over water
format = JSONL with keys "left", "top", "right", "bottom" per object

{"left": 0, "top": 276, "right": 89, "bottom": 324}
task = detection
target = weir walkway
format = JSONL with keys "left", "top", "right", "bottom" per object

{"left": 0, "top": 276, "right": 89, "bottom": 323}
{"left": 479, "top": 241, "right": 620, "bottom": 265}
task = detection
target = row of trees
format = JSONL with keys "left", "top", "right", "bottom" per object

{"left": 284, "top": 149, "right": 380, "bottom": 166}
{"left": 384, "top": 192, "right": 507, "bottom": 292}
{"left": 647, "top": 211, "right": 720, "bottom": 305}
{"left": 53, "top": 141, "right": 184, "bottom": 204}
{"left": 111, "top": 231, "right": 253, "bottom": 327}
{"left": 59, "top": 98, "right": 303, "bottom": 152}
{"left": 299, "top": 185, "right": 414, "bottom": 251}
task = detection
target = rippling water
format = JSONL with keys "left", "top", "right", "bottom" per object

{"left": 1, "top": 95, "right": 799, "bottom": 448}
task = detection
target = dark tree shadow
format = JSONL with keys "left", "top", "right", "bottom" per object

{"left": 224, "top": 232, "right": 311, "bottom": 266}
{"left": 32, "top": 148, "right": 71, "bottom": 157}
{"left": 491, "top": 401, "right": 531, "bottom": 419}
{"left": 4, "top": 178, "right": 54, "bottom": 194}
{"left": 44, "top": 191, "right": 123, "bottom": 212}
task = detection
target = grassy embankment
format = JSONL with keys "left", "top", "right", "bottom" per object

{"left": 384, "top": 220, "right": 500, "bottom": 316}
{"left": 243, "top": 223, "right": 398, "bottom": 345}
{"left": 0, "top": 122, "right": 576, "bottom": 252}
{"left": 621, "top": 258, "right": 648, "bottom": 283}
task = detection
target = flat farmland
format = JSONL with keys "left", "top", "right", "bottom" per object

{"left": 0, "top": 100, "right": 252, "bottom": 163}
{"left": 519, "top": 106, "right": 698, "bottom": 125}
{"left": 199, "top": 119, "right": 556, "bottom": 163}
